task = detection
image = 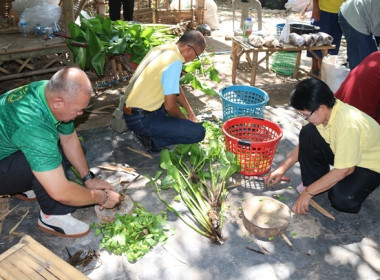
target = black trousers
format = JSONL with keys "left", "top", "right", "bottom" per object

{"left": 298, "top": 124, "right": 380, "bottom": 213}
{"left": 109, "top": 0, "right": 134, "bottom": 21}
{"left": 0, "top": 145, "right": 78, "bottom": 215}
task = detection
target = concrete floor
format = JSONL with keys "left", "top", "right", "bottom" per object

{"left": 1, "top": 105, "right": 380, "bottom": 280}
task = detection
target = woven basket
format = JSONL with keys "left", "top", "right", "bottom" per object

{"left": 219, "top": 85, "right": 269, "bottom": 122}
{"left": 271, "top": 51, "right": 298, "bottom": 76}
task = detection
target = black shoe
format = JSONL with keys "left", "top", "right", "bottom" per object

{"left": 132, "top": 132, "right": 161, "bottom": 153}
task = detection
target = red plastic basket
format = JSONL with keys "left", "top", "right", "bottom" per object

{"left": 222, "top": 117, "right": 283, "bottom": 176}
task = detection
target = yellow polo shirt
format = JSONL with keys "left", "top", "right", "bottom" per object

{"left": 125, "top": 43, "right": 185, "bottom": 111}
{"left": 318, "top": 0, "right": 345, "bottom": 14}
{"left": 317, "top": 99, "right": 380, "bottom": 173}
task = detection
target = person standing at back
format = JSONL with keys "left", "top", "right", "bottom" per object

{"left": 307, "top": 0, "right": 345, "bottom": 76}
{"left": 109, "top": 0, "right": 134, "bottom": 21}
{"left": 338, "top": 0, "right": 380, "bottom": 70}
{"left": 335, "top": 51, "right": 380, "bottom": 124}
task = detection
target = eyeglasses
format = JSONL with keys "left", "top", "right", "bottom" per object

{"left": 298, "top": 110, "right": 314, "bottom": 121}
{"left": 187, "top": 44, "right": 200, "bottom": 61}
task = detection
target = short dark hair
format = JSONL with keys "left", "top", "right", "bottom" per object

{"left": 290, "top": 78, "right": 336, "bottom": 111}
{"left": 177, "top": 30, "right": 206, "bottom": 51}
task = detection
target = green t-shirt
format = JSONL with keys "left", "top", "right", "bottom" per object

{"left": 0, "top": 81, "right": 74, "bottom": 171}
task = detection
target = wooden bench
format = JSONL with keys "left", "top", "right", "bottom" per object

{"left": 0, "top": 235, "right": 90, "bottom": 280}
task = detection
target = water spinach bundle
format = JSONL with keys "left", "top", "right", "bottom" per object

{"left": 151, "top": 141, "right": 240, "bottom": 244}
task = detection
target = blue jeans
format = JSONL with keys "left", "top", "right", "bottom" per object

{"left": 123, "top": 106, "right": 205, "bottom": 148}
{"left": 338, "top": 12, "right": 379, "bottom": 70}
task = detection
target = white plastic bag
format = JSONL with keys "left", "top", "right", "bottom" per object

{"left": 12, "top": 0, "right": 59, "bottom": 13}
{"left": 23, "top": 4, "right": 61, "bottom": 32}
{"left": 280, "top": 22, "right": 291, "bottom": 43}
{"left": 203, "top": 0, "right": 219, "bottom": 29}
{"left": 321, "top": 55, "right": 350, "bottom": 93}
{"left": 285, "top": 0, "right": 313, "bottom": 12}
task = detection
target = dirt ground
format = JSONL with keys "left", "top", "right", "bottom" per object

{"left": 0, "top": 2, "right": 316, "bottom": 131}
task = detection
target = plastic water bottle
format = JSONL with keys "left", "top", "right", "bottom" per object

{"left": 18, "top": 13, "right": 27, "bottom": 37}
{"left": 242, "top": 17, "right": 253, "bottom": 42}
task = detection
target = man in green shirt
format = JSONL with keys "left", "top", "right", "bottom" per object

{"left": 0, "top": 67, "right": 121, "bottom": 238}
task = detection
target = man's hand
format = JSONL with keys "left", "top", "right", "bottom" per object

{"left": 99, "top": 190, "right": 122, "bottom": 211}
{"left": 187, "top": 112, "right": 199, "bottom": 123}
{"left": 85, "top": 178, "right": 114, "bottom": 190}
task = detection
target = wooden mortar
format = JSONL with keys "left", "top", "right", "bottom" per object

{"left": 94, "top": 194, "right": 134, "bottom": 223}
{"left": 242, "top": 196, "right": 291, "bottom": 238}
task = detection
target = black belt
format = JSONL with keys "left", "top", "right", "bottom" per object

{"left": 124, "top": 106, "right": 151, "bottom": 115}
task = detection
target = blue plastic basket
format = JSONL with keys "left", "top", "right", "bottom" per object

{"left": 219, "top": 85, "right": 269, "bottom": 121}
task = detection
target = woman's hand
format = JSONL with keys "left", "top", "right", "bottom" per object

{"left": 263, "top": 168, "right": 285, "bottom": 187}
{"left": 292, "top": 191, "right": 312, "bottom": 214}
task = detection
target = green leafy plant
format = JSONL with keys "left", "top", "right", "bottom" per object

{"left": 91, "top": 203, "right": 175, "bottom": 262}
{"left": 180, "top": 54, "right": 221, "bottom": 96}
{"left": 149, "top": 141, "right": 240, "bottom": 245}
{"left": 200, "top": 120, "right": 225, "bottom": 148}
{"left": 66, "top": 15, "right": 177, "bottom": 75}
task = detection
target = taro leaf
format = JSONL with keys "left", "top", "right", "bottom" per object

{"left": 173, "top": 144, "right": 192, "bottom": 156}
{"left": 80, "top": 17, "right": 93, "bottom": 30}
{"left": 68, "top": 22, "right": 85, "bottom": 41}
{"left": 154, "top": 171, "right": 162, "bottom": 180}
{"left": 108, "top": 37, "right": 128, "bottom": 55}
{"left": 161, "top": 175, "right": 176, "bottom": 190}
{"left": 102, "top": 17, "right": 113, "bottom": 37}
{"left": 87, "top": 17, "right": 103, "bottom": 33}
{"left": 76, "top": 47, "right": 88, "bottom": 69}
{"left": 209, "top": 68, "right": 221, "bottom": 82}
{"left": 159, "top": 149, "right": 173, "bottom": 170}
{"left": 91, "top": 51, "right": 106, "bottom": 76}
{"left": 191, "top": 77, "right": 203, "bottom": 90}
{"left": 180, "top": 73, "right": 194, "bottom": 84}
{"left": 141, "top": 27, "right": 155, "bottom": 40}
{"left": 183, "top": 61, "right": 201, "bottom": 73}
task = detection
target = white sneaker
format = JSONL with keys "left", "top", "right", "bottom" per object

{"left": 13, "top": 190, "right": 37, "bottom": 201}
{"left": 38, "top": 211, "right": 90, "bottom": 238}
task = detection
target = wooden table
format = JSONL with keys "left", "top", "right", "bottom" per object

{"left": 231, "top": 37, "right": 336, "bottom": 86}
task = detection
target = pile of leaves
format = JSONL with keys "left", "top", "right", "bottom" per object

{"left": 150, "top": 135, "right": 240, "bottom": 244}
{"left": 66, "top": 15, "right": 177, "bottom": 75}
{"left": 91, "top": 203, "right": 175, "bottom": 262}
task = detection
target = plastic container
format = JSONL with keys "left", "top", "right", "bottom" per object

{"left": 242, "top": 17, "right": 253, "bottom": 42}
{"left": 289, "top": 23, "right": 320, "bottom": 35}
{"left": 276, "top": 23, "right": 285, "bottom": 37}
{"left": 18, "top": 13, "right": 27, "bottom": 37}
{"left": 271, "top": 51, "right": 298, "bottom": 76}
{"left": 219, "top": 85, "right": 269, "bottom": 121}
{"left": 222, "top": 117, "right": 283, "bottom": 176}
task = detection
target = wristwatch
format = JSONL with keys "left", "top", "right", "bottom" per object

{"left": 82, "top": 171, "right": 95, "bottom": 184}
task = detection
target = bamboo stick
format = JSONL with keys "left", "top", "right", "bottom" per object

{"left": 309, "top": 199, "right": 336, "bottom": 220}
